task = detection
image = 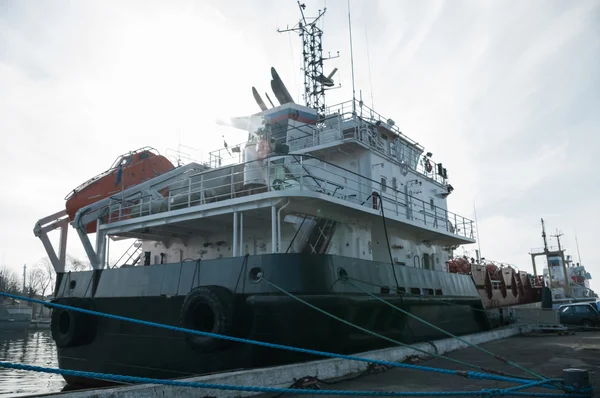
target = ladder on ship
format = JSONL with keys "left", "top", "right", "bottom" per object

{"left": 304, "top": 218, "right": 337, "bottom": 255}
{"left": 111, "top": 239, "right": 143, "bottom": 268}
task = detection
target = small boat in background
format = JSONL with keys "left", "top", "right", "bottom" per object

{"left": 0, "top": 302, "right": 32, "bottom": 332}
{"left": 29, "top": 318, "right": 51, "bottom": 330}
{"left": 530, "top": 218, "right": 597, "bottom": 307}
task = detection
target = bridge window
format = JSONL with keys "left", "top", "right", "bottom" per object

{"left": 381, "top": 177, "right": 387, "bottom": 192}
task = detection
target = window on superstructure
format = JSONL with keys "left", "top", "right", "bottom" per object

{"left": 398, "top": 143, "right": 406, "bottom": 163}
{"left": 380, "top": 133, "right": 388, "bottom": 153}
{"left": 430, "top": 198, "right": 435, "bottom": 210}
{"left": 381, "top": 177, "right": 387, "bottom": 192}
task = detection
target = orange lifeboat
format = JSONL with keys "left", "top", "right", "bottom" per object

{"left": 448, "top": 257, "right": 471, "bottom": 274}
{"left": 65, "top": 148, "right": 175, "bottom": 233}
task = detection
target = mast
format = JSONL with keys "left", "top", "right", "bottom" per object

{"left": 347, "top": 0, "right": 356, "bottom": 114}
{"left": 552, "top": 229, "right": 563, "bottom": 252}
{"left": 473, "top": 202, "right": 482, "bottom": 262}
{"left": 541, "top": 218, "right": 549, "bottom": 252}
{"left": 277, "top": 2, "right": 339, "bottom": 116}
{"left": 540, "top": 218, "right": 553, "bottom": 288}
{"left": 574, "top": 227, "right": 583, "bottom": 265}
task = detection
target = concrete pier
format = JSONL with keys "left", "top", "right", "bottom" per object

{"left": 271, "top": 332, "right": 599, "bottom": 398}
{"left": 33, "top": 326, "right": 535, "bottom": 398}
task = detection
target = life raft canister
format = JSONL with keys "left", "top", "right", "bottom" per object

{"left": 180, "top": 286, "right": 234, "bottom": 352}
{"left": 50, "top": 298, "right": 98, "bottom": 348}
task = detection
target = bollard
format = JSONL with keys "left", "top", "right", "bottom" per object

{"left": 562, "top": 368, "right": 590, "bottom": 391}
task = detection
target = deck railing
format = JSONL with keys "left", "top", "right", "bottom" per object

{"left": 207, "top": 106, "right": 448, "bottom": 185}
{"left": 530, "top": 246, "right": 561, "bottom": 254}
{"left": 105, "top": 154, "right": 475, "bottom": 241}
{"left": 324, "top": 99, "right": 424, "bottom": 150}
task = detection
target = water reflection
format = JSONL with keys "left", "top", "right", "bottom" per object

{"left": 0, "top": 330, "right": 65, "bottom": 397}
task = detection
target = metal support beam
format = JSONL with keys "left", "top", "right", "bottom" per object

{"left": 38, "top": 232, "right": 62, "bottom": 273}
{"left": 239, "top": 212, "right": 244, "bottom": 256}
{"left": 106, "top": 235, "right": 111, "bottom": 268}
{"left": 33, "top": 210, "right": 70, "bottom": 273}
{"left": 233, "top": 211, "right": 238, "bottom": 257}
{"left": 277, "top": 199, "right": 291, "bottom": 253}
{"left": 95, "top": 219, "right": 106, "bottom": 269}
{"left": 58, "top": 223, "right": 68, "bottom": 267}
{"left": 77, "top": 227, "right": 100, "bottom": 270}
{"left": 271, "top": 205, "right": 277, "bottom": 254}
{"left": 530, "top": 254, "right": 537, "bottom": 277}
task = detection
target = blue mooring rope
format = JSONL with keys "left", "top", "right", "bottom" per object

{"left": 0, "top": 291, "right": 538, "bottom": 387}
{"left": 0, "top": 291, "right": 592, "bottom": 397}
{"left": 0, "top": 362, "right": 592, "bottom": 397}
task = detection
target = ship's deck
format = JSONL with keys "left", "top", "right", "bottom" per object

{"left": 98, "top": 152, "right": 475, "bottom": 245}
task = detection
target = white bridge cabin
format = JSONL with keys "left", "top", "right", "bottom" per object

{"left": 37, "top": 99, "right": 476, "bottom": 275}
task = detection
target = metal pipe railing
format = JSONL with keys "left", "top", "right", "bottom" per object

{"left": 206, "top": 106, "right": 446, "bottom": 185}
{"left": 105, "top": 154, "right": 475, "bottom": 240}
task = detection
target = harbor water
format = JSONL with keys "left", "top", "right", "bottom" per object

{"left": 0, "top": 330, "right": 65, "bottom": 397}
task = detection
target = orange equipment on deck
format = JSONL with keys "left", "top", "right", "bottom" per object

{"left": 65, "top": 148, "right": 175, "bottom": 233}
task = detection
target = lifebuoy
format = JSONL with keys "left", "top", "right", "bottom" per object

{"left": 181, "top": 286, "right": 234, "bottom": 352}
{"left": 425, "top": 159, "right": 432, "bottom": 173}
{"left": 50, "top": 298, "right": 97, "bottom": 348}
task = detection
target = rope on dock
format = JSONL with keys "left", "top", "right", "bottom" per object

{"left": 262, "top": 276, "right": 544, "bottom": 381}
{"left": 344, "top": 278, "right": 546, "bottom": 380}
{"left": 0, "top": 291, "right": 542, "bottom": 388}
{"left": 0, "top": 362, "right": 592, "bottom": 397}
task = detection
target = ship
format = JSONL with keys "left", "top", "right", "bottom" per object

{"left": 33, "top": 4, "right": 543, "bottom": 387}
{"left": 529, "top": 219, "right": 597, "bottom": 308}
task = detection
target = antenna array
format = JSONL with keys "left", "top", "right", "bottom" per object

{"left": 278, "top": 2, "right": 339, "bottom": 115}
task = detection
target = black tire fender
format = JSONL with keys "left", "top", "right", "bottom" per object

{"left": 50, "top": 298, "right": 97, "bottom": 348}
{"left": 181, "top": 286, "right": 234, "bottom": 352}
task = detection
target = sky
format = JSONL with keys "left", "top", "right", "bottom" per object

{"left": 1, "top": 0, "right": 599, "bottom": 291}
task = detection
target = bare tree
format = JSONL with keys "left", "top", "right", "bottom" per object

{"left": 27, "top": 258, "right": 56, "bottom": 317}
{"left": 0, "top": 267, "right": 22, "bottom": 304}
{"left": 66, "top": 255, "right": 92, "bottom": 271}
{"left": 30, "top": 257, "right": 56, "bottom": 297}
{"left": 26, "top": 268, "right": 39, "bottom": 297}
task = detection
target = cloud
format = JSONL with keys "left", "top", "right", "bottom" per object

{"left": 1, "top": 0, "right": 599, "bottom": 292}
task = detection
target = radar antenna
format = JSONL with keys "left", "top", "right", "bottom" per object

{"left": 278, "top": 1, "right": 340, "bottom": 116}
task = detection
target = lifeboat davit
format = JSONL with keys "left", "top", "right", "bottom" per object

{"left": 65, "top": 148, "right": 175, "bottom": 233}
